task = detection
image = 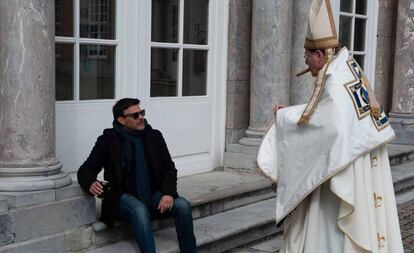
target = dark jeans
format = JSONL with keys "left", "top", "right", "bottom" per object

{"left": 117, "top": 192, "right": 197, "bottom": 253}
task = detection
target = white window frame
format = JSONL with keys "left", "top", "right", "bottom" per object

{"left": 55, "top": 0, "right": 123, "bottom": 102}
{"left": 55, "top": 0, "right": 228, "bottom": 174}
{"left": 148, "top": 0, "right": 211, "bottom": 98}
{"left": 136, "top": 0, "right": 228, "bottom": 173}
{"left": 332, "top": 0, "right": 378, "bottom": 89}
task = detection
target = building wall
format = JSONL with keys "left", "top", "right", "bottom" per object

{"left": 224, "top": 0, "right": 406, "bottom": 162}
{"left": 375, "top": 0, "right": 398, "bottom": 113}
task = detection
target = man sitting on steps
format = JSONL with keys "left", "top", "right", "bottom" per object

{"left": 77, "top": 98, "right": 197, "bottom": 253}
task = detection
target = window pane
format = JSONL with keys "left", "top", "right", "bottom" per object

{"left": 151, "top": 48, "right": 178, "bottom": 97}
{"left": 56, "top": 43, "right": 74, "bottom": 101}
{"left": 353, "top": 55, "right": 365, "bottom": 69}
{"left": 183, "top": 50, "right": 207, "bottom": 96}
{"left": 80, "top": 0, "right": 115, "bottom": 39}
{"left": 355, "top": 0, "right": 367, "bottom": 15}
{"left": 354, "top": 18, "right": 366, "bottom": 51}
{"left": 79, "top": 45, "right": 115, "bottom": 100}
{"left": 55, "top": 0, "right": 73, "bottom": 37}
{"left": 339, "top": 15, "right": 352, "bottom": 49}
{"left": 340, "top": 0, "right": 353, "bottom": 13}
{"left": 152, "top": 0, "right": 179, "bottom": 43}
{"left": 184, "top": 0, "right": 208, "bottom": 45}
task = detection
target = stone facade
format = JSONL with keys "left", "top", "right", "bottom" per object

{"left": 389, "top": 0, "right": 414, "bottom": 144}
{"left": 224, "top": 0, "right": 414, "bottom": 170}
{"left": 375, "top": 0, "right": 398, "bottom": 113}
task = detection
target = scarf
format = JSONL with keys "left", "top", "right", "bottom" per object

{"left": 113, "top": 121, "right": 151, "bottom": 207}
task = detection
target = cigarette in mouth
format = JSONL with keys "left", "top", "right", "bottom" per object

{"left": 296, "top": 68, "right": 310, "bottom": 77}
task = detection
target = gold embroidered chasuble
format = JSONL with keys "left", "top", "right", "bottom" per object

{"left": 257, "top": 48, "right": 404, "bottom": 252}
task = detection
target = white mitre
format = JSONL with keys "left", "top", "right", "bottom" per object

{"left": 304, "top": 0, "right": 338, "bottom": 50}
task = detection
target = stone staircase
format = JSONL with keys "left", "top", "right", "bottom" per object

{"left": 0, "top": 144, "right": 413, "bottom": 253}
{"left": 389, "top": 144, "right": 414, "bottom": 204}
{"left": 86, "top": 170, "right": 279, "bottom": 253}
{"left": 83, "top": 144, "right": 414, "bottom": 253}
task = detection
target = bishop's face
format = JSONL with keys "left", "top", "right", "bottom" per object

{"left": 304, "top": 49, "right": 326, "bottom": 77}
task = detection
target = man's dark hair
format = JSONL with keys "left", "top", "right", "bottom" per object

{"left": 112, "top": 98, "right": 140, "bottom": 120}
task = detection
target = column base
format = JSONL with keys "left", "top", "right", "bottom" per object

{"left": 389, "top": 113, "right": 414, "bottom": 145}
{"left": 224, "top": 129, "right": 266, "bottom": 170}
{"left": 238, "top": 128, "right": 266, "bottom": 146}
{"left": 0, "top": 182, "right": 95, "bottom": 251}
{"left": 0, "top": 172, "right": 72, "bottom": 192}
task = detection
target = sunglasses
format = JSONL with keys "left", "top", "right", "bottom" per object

{"left": 123, "top": 110, "right": 145, "bottom": 119}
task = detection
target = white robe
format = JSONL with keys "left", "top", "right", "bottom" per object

{"left": 257, "top": 48, "right": 404, "bottom": 252}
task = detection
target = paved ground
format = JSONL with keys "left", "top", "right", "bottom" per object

{"left": 399, "top": 200, "right": 414, "bottom": 253}
{"left": 232, "top": 200, "right": 414, "bottom": 253}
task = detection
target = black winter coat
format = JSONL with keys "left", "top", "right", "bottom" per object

{"left": 77, "top": 124, "right": 178, "bottom": 227}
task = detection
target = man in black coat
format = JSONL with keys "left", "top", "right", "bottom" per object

{"left": 77, "top": 98, "right": 197, "bottom": 253}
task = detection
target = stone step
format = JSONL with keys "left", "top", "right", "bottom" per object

{"left": 86, "top": 198, "right": 280, "bottom": 253}
{"left": 0, "top": 195, "right": 96, "bottom": 252}
{"left": 388, "top": 144, "right": 414, "bottom": 166}
{"left": 0, "top": 197, "right": 8, "bottom": 213}
{"left": 226, "top": 143, "right": 259, "bottom": 155}
{"left": 228, "top": 234, "right": 283, "bottom": 253}
{"left": 392, "top": 159, "right": 414, "bottom": 194}
{"left": 86, "top": 156, "right": 414, "bottom": 253}
{"left": 223, "top": 151, "right": 257, "bottom": 170}
{"left": 91, "top": 171, "right": 275, "bottom": 247}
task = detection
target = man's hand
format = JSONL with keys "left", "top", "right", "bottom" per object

{"left": 273, "top": 104, "right": 287, "bottom": 114}
{"left": 158, "top": 195, "right": 174, "bottom": 214}
{"left": 89, "top": 181, "right": 103, "bottom": 196}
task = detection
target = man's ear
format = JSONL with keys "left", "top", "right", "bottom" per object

{"left": 117, "top": 116, "right": 126, "bottom": 126}
{"left": 316, "top": 50, "right": 326, "bottom": 64}
{"left": 316, "top": 50, "right": 324, "bottom": 58}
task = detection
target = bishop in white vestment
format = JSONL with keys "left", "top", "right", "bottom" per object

{"left": 257, "top": 0, "right": 404, "bottom": 252}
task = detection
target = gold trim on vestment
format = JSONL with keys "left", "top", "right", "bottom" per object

{"left": 298, "top": 48, "right": 334, "bottom": 125}
{"left": 374, "top": 193, "right": 383, "bottom": 208}
{"left": 371, "top": 155, "right": 378, "bottom": 168}
{"left": 343, "top": 60, "right": 371, "bottom": 120}
{"left": 378, "top": 233, "right": 386, "bottom": 248}
{"left": 343, "top": 58, "right": 390, "bottom": 131}
{"left": 371, "top": 113, "right": 390, "bottom": 131}
{"left": 305, "top": 38, "right": 339, "bottom": 50}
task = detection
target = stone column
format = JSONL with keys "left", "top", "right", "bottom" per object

{"left": 290, "top": 0, "right": 314, "bottom": 105}
{"left": 239, "top": 0, "right": 292, "bottom": 146}
{"left": 0, "top": 0, "right": 72, "bottom": 191}
{"left": 225, "top": 0, "right": 252, "bottom": 145}
{"left": 374, "top": 0, "right": 398, "bottom": 113}
{"left": 389, "top": 0, "right": 414, "bottom": 144}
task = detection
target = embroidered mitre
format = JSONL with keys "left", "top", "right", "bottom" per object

{"left": 304, "top": 0, "right": 338, "bottom": 50}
